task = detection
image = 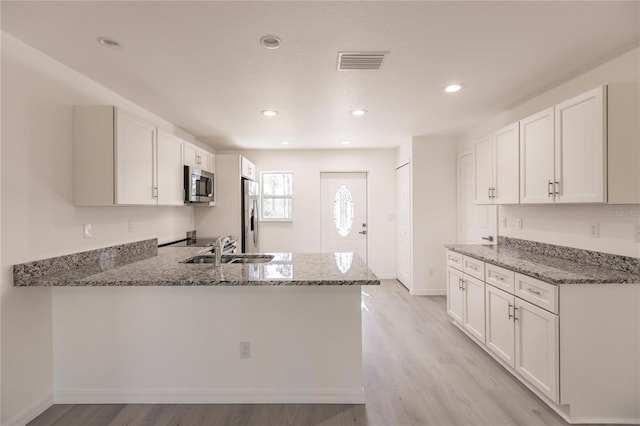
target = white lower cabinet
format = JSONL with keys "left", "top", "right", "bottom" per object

{"left": 462, "top": 274, "right": 485, "bottom": 343}
{"left": 446, "top": 267, "right": 464, "bottom": 324}
{"left": 514, "top": 297, "right": 559, "bottom": 403}
{"left": 485, "top": 284, "right": 515, "bottom": 368}
{"left": 446, "top": 264, "right": 485, "bottom": 343}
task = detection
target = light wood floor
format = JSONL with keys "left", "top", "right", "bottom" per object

{"left": 29, "top": 280, "right": 570, "bottom": 426}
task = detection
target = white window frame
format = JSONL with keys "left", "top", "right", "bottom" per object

{"left": 260, "top": 171, "right": 294, "bottom": 222}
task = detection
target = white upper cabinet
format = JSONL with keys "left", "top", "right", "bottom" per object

{"left": 554, "top": 86, "right": 607, "bottom": 203}
{"left": 241, "top": 156, "right": 256, "bottom": 180}
{"left": 184, "top": 141, "right": 215, "bottom": 173}
{"left": 520, "top": 107, "right": 556, "bottom": 204}
{"left": 157, "top": 129, "right": 185, "bottom": 206}
{"left": 74, "top": 106, "right": 188, "bottom": 206}
{"left": 520, "top": 86, "right": 608, "bottom": 204}
{"left": 474, "top": 123, "right": 519, "bottom": 205}
{"left": 493, "top": 123, "right": 520, "bottom": 204}
{"left": 115, "top": 109, "right": 157, "bottom": 205}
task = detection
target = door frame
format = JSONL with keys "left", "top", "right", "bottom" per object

{"left": 319, "top": 171, "right": 369, "bottom": 263}
{"left": 457, "top": 149, "right": 473, "bottom": 244}
{"left": 395, "top": 162, "right": 412, "bottom": 290}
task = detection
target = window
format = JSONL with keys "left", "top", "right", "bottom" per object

{"left": 260, "top": 172, "right": 293, "bottom": 221}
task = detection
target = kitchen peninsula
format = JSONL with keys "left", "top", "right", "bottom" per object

{"left": 14, "top": 240, "right": 379, "bottom": 404}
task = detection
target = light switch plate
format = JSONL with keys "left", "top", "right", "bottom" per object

{"left": 516, "top": 218, "right": 522, "bottom": 230}
{"left": 589, "top": 222, "right": 599, "bottom": 238}
{"left": 635, "top": 225, "right": 640, "bottom": 243}
{"left": 501, "top": 217, "right": 508, "bottom": 228}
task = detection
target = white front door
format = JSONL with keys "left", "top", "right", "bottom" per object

{"left": 458, "top": 150, "right": 497, "bottom": 244}
{"left": 320, "top": 172, "right": 367, "bottom": 263}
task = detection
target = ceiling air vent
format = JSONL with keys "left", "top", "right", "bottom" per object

{"left": 337, "top": 51, "right": 388, "bottom": 71}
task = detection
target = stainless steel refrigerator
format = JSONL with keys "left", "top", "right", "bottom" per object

{"left": 241, "top": 178, "right": 260, "bottom": 253}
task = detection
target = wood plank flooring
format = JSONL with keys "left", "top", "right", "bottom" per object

{"left": 29, "top": 280, "right": 570, "bottom": 426}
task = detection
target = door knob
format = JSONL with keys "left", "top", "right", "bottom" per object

{"left": 359, "top": 230, "right": 367, "bottom": 235}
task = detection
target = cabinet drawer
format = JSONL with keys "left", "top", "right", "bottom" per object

{"left": 486, "top": 263, "right": 515, "bottom": 293}
{"left": 514, "top": 273, "right": 558, "bottom": 314}
{"left": 446, "top": 250, "right": 464, "bottom": 271}
{"left": 463, "top": 256, "right": 485, "bottom": 281}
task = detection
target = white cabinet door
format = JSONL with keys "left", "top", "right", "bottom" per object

{"left": 514, "top": 298, "right": 559, "bottom": 403}
{"left": 474, "top": 135, "right": 493, "bottom": 204}
{"left": 115, "top": 109, "right": 156, "bottom": 205}
{"left": 198, "top": 150, "right": 210, "bottom": 172}
{"left": 520, "top": 108, "right": 555, "bottom": 204}
{"left": 446, "top": 267, "right": 464, "bottom": 323}
{"left": 157, "top": 129, "right": 184, "bottom": 206}
{"left": 462, "top": 274, "right": 486, "bottom": 343}
{"left": 241, "top": 156, "right": 256, "bottom": 180}
{"left": 493, "top": 123, "right": 519, "bottom": 204}
{"left": 555, "top": 86, "right": 607, "bottom": 203}
{"left": 183, "top": 141, "right": 199, "bottom": 168}
{"left": 207, "top": 153, "right": 216, "bottom": 173}
{"left": 485, "top": 285, "right": 515, "bottom": 368}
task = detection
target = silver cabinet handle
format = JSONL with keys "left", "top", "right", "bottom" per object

{"left": 358, "top": 230, "right": 367, "bottom": 235}
{"left": 488, "top": 187, "right": 491, "bottom": 199}
{"left": 554, "top": 181, "right": 560, "bottom": 196}
{"left": 508, "top": 303, "right": 513, "bottom": 320}
{"left": 527, "top": 287, "right": 542, "bottom": 296}
{"left": 153, "top": 187, "right": 158, "bottom": 198}
{"left": 481, "top": 236, "right": 494, "bottom": 242}
{"left": 548, "top": 180, "right": 553, "bottom": 197}
{"left": 496, "top": 275, "right": 504, "bottom": 281}
{"left": 458, "top": 277, "right": 462, "bottom": 290}
{"left": 513, "top": 307, "right": 519, "bottom": 321}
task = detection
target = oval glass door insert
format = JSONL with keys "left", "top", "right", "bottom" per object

{"left": 334, "top": 184, "right": 354, "bottom": 237}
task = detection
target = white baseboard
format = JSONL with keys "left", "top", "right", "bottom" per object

{"left": 54, "top": 388, "right": 365, "bottom": 404}
{"left": 3, "top": 393, "right": 53, "bottom": 426}
{"left": 410, "top": 289, "right": 446, "bottom": 296}
{"left": 375, "top": 274, "right": 396, "bottom": 280}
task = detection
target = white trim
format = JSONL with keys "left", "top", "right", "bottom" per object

{"left": 457, "top": 149, "right": 473, "bottom": 244}
{"left": 376, "top": 274, "right": 396, "bottom": 280}
{"left": 410, "top": 289, "right": 446, "bottom": 296}
{"left": 54, "top": 388, "right": 365, "bottom": 405}
{"left": 3, "top": 393, "right": 53, "bottom": 426}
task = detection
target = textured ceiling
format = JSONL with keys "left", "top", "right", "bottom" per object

{"left": 2, "top": 1, "right": 638, "bottom": 150}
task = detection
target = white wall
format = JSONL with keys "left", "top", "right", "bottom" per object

{"left": 196, "top": 149, "right": 397, "bottom": 278}
{"left": 1, "top": 33, "right": 196, "bottom": 425}
{"left": 459, "top": 47, "right": 640, "bottom": 258}
{"left": 411, "top": 135, "right": 457, "bottom": 295}
{"left": 52, "top": 286, "right": 363, "bottom": 404}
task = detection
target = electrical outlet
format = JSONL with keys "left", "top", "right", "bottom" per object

{"left": 128, "top": 220, "right": 134, "bottom": 232}
{"left": 501, "top": 217, "right": 508, "bottom": 228}
{"left": 589, "top": 222, "right": 599, "bottom": 238}
{"left": 516, "top": 218, "right": 522, "bottom": 230}
{"left": 635, "top": 225, "right": 640, "bottom": 243}
{"left": 83, "top": 223, "right": 92, "bottom": 239}
{"left": 239, "top": 341, "right": 251, "bottom": 359}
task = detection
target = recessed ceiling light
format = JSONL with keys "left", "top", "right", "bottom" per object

{"left": 260, "top": 35, "right": 282, "bottom": 50}
{"left": 444, "top": 83, "right": 463, "bottom": 93}
{"left": 280, "top": 141, "right": 291, "bottom": 145}
{"left": 261, "top": 110, "right": 278, "bottom": 117}
{"left": 351, "top": 109, "right": 367, "bottom": 116}
{"left": 96, "top": 36, "right": 122, "bottom": 49}
{"left": 341, "top": 140, "right": 351, "bottom": 145}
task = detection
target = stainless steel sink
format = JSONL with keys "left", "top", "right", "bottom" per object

{"left": 182, "top": 254, "right": 274, "bottom": 264}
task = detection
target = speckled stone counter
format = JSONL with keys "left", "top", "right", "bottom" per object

{"left": 15, "top": 245, "right": 380, "bottom": 287}
{"left": 446, "top": 239, "right": 640, "bottom": 284}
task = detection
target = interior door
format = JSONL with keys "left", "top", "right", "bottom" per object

{"left": 458, "top": 151, "right": 497, "bottom": 244}
{"left": 396, "top": 164, "right": 411, "bottom": 289}
{"left": 320, "top": 172, "right": 367, "bottom": 263}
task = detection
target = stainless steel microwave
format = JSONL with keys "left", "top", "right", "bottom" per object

{"left": 184, "top": 166, "right": 215, "bottom": 204}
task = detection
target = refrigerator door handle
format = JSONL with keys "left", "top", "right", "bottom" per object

{"left": 252, "top": 199, "right": 258, "bottom": 246}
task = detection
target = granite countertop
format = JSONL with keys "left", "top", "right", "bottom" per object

{"left": 16, "top": 247, "right": 380, "bottom": 287}
{"left": 445, "top": 244, "right": 640, "bottom": 284}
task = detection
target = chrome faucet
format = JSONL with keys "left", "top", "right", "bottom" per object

{"left": 213, "top": 236, "right": 231, "bottom": 266}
